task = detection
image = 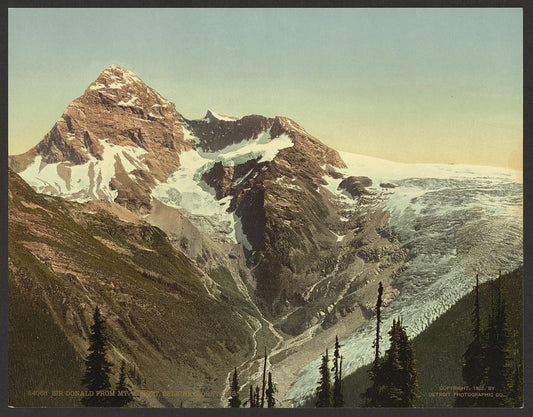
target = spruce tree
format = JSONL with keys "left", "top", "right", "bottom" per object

{"left": 363, "top": 282, "right": 384, "bottom": 407}
{"left": 396, "top": 318, "right": 419, "bottom": 406}
{"left": 365, "top": 318, "right": 419, "bottom": 407}
{"left": 228, "top": 367, "right": 240, "bottom": 407}
{"left": 316, "top": 349, "right": 332, "bottom": 407}
{"left": 266, "top": 372, "right": 276, "bottom": 408}
{"left": 111, "top": 360, "right": 133, "bottom": 407}
{"left": 332, "top": 336, "right": 344, "bottom": 407}
{"left": 379, "top": 319, "right": 404, "bottom": 407}
{"left": 81, "top": 306, "right": 114, "bottom": 407}
{"left": 254, "top": 386, "right": 260, "bottom": 407}
{"left": 260, "top": 347, "right": 267, "bottom": 407}
{"left": 373, "top": 282, "right": 384, "bottom": 364}
{"left": 456, "top": 274, "right": 485, "bottom": 407}
{"left": 509, "top": 355, "right": 523, "bottom": 407}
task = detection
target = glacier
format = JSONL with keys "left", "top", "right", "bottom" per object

{"left": 151, "top": 131, "right": 294, "bottom": 244}
{"left": 284, "top": 151, "right": 523, "bottom": 405}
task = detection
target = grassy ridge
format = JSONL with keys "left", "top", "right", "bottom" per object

{"left": 339, "top": 267, "right": 523, "bottom": 407}
{"left": 8, "top": 242, "right": 84, "bottom": 406}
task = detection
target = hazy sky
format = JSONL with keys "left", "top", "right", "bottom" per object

{"left": 9, "top": 8, "right": 522, "bottom": 170}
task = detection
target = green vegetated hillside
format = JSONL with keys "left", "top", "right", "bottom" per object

{"left": 340, "top": 267, "right": 523, "bottom": 407}
{"left": 8, "top": 169, "right": 263, "bottom": 407}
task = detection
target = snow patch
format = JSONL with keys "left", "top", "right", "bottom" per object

{"left": 286, "top": 118, "right": 307, "bottom": 135}
{"left": 89, "top": 82, "right": 106, "bottom": 91}
{"left": 182, "top": 124, "right": 199, "bottom": 143}
{"left": 18, "top": 140, "right": 148, "bottom": 202}
{"left": 148, "top": 112, "right": 163, "bottom": 119}
{"left": 235, "top": 169, "right": 254, "bottom": 186}
{"left": 275, "top": 176, "right": 302, "bottom": 191}
{"left": 196, "top": 131, "right": 292, "bottom": 166}
{"left": 153, "top": 90, "right": 171, "bottom": 106}
{"left": 108, "top": 82, "right": 126, "bottom": 89}
{"left": 208, "top": 110, "right": 238, "bottom": 122}
{"left": 233, "top": 214, "right": 253, "bottom": 250}
{"left": 117, "top": 95, "right": 139, "bottom": 107}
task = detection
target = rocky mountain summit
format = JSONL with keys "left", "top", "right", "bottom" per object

{"left": 9, "top": 65, "right": 196, "bottom": 213}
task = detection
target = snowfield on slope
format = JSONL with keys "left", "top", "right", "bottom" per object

{"left": 284, "top": 151, "right": 523, "bottom": 405}
{"left": 18, "top": 140, "right": 148, "bottom": 202}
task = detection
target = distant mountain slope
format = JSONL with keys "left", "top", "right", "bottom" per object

{"left": 8, "top": 168, "right": 263, "bottom": 407}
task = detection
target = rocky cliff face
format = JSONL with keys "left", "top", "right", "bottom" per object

{"left": 191, "top": 113, "right": 407, "bottom": 322}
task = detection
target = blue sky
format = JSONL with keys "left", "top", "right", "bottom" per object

{"left": 9, "top": 8, "right": 523, "bottom": 169}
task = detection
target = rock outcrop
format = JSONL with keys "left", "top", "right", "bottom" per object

{"left": 338, "top": 176, "right": 373, "bottom": 198}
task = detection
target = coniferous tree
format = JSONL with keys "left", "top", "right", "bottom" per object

{"left": 332, "top": 336, "right": 344, "bottom": 407}
{"left": 364, "top": 318, "right": 419, "bottom": 407}
{"left": 228, "top": 367, "right": 241, "bottom": 408}
{"left": 363, "top": 282, "right": 384, "bottom": 407}
{"left": 111, "top": 360, "right": 133, "bottom": 407}
{"left": 509, "top": 354, "right": 523, "bottom": 407}
{"left": 81, "top": 306, "right": 114, "bottom": 407}
{"left": 316, "top": 349, "right": 332, "bottom": 407}
{"left": 373, "top": 282, "right": 384, "bottom": 364}
{"left": 266, "top": 372, "right": 276, "bottom": 408}
{"left": 507, "top": 327, "right": 523, "bottom": 407}
{"left": 254, "top": 386, "right": 261, "bottom": 407}
{"left": 339, "top": 356, "right": 344, "bottom": 402}
{"left": 396, "top": 318, "right": 419, "bottom": 407}
{"left": 456, "top": 274, "right": 485, "bottom": 407}
{"left": 379, "top": 319, "right": 404, "bottom": 407}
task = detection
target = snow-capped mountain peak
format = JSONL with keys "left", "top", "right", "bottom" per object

{"left": 87, "top": 65, "right": 172, "bottom": 109}
{"left": 9, "top": 65, "right": 190, "bottom": 212}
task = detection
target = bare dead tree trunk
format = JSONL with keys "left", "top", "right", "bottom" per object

{"left": 260, "top": 347, "right": 267, "bottom": 407}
